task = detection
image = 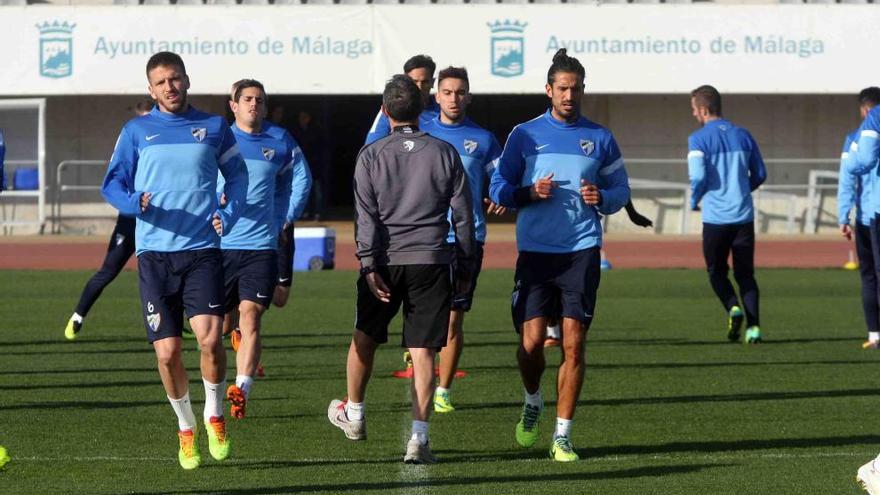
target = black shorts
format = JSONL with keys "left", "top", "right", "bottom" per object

{"left": 511, "top": 248, "right": 601, "bottom": 332}
{"left": 355, "top": 264, "right": 451, "bottom": 348}
{"left": 223, "top": 249, "right": 278, "bottom": 312}
{"left": 137, "top": 248, "right": 225, "bottom": 343}
{"left": 450, "top": 242, "right": 484, "bottom": 312}
{"left": 276, "top": 223, "right": 295, "bottom": 287}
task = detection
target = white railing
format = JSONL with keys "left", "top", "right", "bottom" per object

{"left": 51, "top": 159, "right": 111, "bottom": 234}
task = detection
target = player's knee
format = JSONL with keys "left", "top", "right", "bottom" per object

{"left": 239, "top": 301, "right": 264, "bottom": 321}
{"left": 155, "top": 346, "right": 182, "bottom": 369}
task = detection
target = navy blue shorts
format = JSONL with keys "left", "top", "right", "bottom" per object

{"left": 137, "top": 248, "right": 225, "bottom": 343}
{"left": 223, "top": 249, "right": 278, "bottom": 311}
{"left": 276, "top": 223, "right": 295, "bottom": 287}
{"left": 511, "top": 248, "right": 601, "bottom": 332}
{"left": 450, "top": 241, "right": 484, "bottom": 312}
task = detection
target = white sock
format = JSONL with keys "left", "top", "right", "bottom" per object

{"left": 411, "top": 420, "right": 429, "bottom": 445}
{"left": 436, "top": 386, "right": 450, "bottom": 396}
{"left": 870, "top": 332, "right": 879, "bottom": 343}
{"left": 525, "top": 389, "right": 543, "bottom": 409}
{"left": 71, "top": 312, "right": 83, "bottom": 323}
{"left": 202, "top": 378, "right": 225, "bottom": 422}
{"left": 546, "top": 324, "right": 560, "bottom": 339}
{"left": 236, "top": 374, "right": 254, "bottom": 399}
{"left": 168, "top": 393, "right": 197, "bottom": 431}
{"left": 346, "top": 401, "right": 364, "bottom": 421}
{"left": 554, "top": 417, "right": 572, "bottom": 439}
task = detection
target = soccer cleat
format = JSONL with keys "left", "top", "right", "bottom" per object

{"left": 863, "top": 340, "right": 880, "bottom": 350}
{"left": 858, "top": 457, "right": 880, "bottom": 494}
{"left": 230, "top": 329, "right": 242, "bottom": 352}
{"left": 403, "top": 438, "right": 437, "bottom": 464}
{"left": 727, "top": 306, "right": 744, "bottom": 342}
{"left": 327, "top": 399, "right": 366, "bottom": 440}
{"left": 744, "top": 326, "right": 762, "bottom": 344}
{"left": 549, "top": 436, "right": 579, "bottom": 462}
{"left": 515, "top": 403, "right": 543, "bottom": 448}
{"left": 433, "top": 390, "right": 455, "bottom": 413}
{"left": 205, "top": 416, "right": 231, "bottom": 461}
{"left": 226, "top": 385, "right": 247, "bottom": 419}
{"left": 64, "top": 316, "right": 82, "bottom": 341}
{"left": 177, "top": 429, "right": 201, "bottom": 470}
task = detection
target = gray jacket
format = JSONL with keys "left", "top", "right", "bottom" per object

{"left": 354, "top": 127, "right": 476, "bottom": 274}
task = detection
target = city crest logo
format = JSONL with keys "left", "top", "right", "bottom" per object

{"left": 487, "top": 19, "right": 527, "bottom": 78}
{"left": 36, "top": 20, "right": 76, "bottom": 79}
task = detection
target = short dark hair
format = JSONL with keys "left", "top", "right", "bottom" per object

{"left": 231, "top": 78, "right": 267, "bottom": 103}
{"left": 403, "top": 54, "right": 436, "bottom": 77}
{"left": 146, "top": 52, "right": 186, "bottom": 78}
{"left": 437, "top": 66, "right": 469, "bottom": 90}
{"left": 691, "top": 85, "right": 722, "bottom": 116}
{"left": 547, "top": 48, "right": 585, "bottom": 86}
{"left": 859, "top": 87, "right": 880, "bottom": 108}
{"left": 382, "top": 74, "right": 423, "bottom": 123}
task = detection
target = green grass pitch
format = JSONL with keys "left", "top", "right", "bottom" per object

{"left": 1, "top": 268, "right": 878, "bottom": 494}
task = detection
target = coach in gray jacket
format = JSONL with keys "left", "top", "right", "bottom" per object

{"left": 327, "top": 74, "right": 476, "bottom": 464}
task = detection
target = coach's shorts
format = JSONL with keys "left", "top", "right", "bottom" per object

{"left": 276, "top": 223, "right": 295, "bottom": 287}
{"left": 511, "top": 248, "right": 601, "bottom": 332}
{"left": 450, "top": 241, "right": 484, "bottom": 312}
{"left": 355, "top": 264, "right": 451, "bottom": 349}
{"left": 223, "top": 249, "right": 278, "bottom": 312}
{"left": 137, "top": 248, "right": 225, "bottom": 343}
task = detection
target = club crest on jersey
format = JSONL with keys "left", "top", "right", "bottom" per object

{"left": 191, "top": 127, "right": 207, "bottom": 142}
{"left": 402, "top": 140, "right": 415, "bottom": 152}
{"left": 147, "top": 312, "right": 161, "bottom": 333}
{"left": 262, "top": 147, "right": 276, "bottom": 161}
{"left": 579, "top": 139, "right": 595, "bottom": 156}
{"left": 464, "top": 139, "right": 478, "bottom": 154}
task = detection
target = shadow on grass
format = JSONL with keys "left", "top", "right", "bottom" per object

{"left": 588, "top": 434, "right": 880, "bottom": 457}
{"left": 129, "top": 463, "right": 722, "bottom": 494}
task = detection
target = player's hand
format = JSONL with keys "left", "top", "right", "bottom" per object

{"left": 212, "top": 212, "right": 223, "bottom": 235}
{"left": 219, "top": 193, "right": 228, "bottom": 208}
{"left": 484, "top": 198, "right": 507, "bottom": 215}
{"left": 841, "top": 224, "right": 853, "bottom": 241}
{"left": 530, "top": 172, "right": 557, "bottom": 200}
{"left": 628, "top": 210, "right": 654, "bottom": 228}
{"left": 140, "top": 192, "right": 152, "bottom": 213}
{"left": 366, "top": 272, "right": 391, "bottom": 303}
{"left": 580, "top": 179, "right": 602, "bottom": 206}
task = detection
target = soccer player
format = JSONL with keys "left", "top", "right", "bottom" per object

{"left": 101, "top": 52, "right": 248, "bottom": 470}
{"left": 363, "top": 55, "right": 440, "bottom": 146}
{"left": 838, "top": 88, "right": 880, "bottom": 349}
{"left": 489, "top": 49, "right": 631, "bottom": 462}
{"left": 688, "top": 85, "right": 767, "bottom": 344}
{"left": 0, "top": 127, "right": 5, "bottom": 193}
{"left": 270, "top": 149, "right": 311, "bottom": 309}
{"left": 328, "top": 74, "right": 476, "bottom": 464}
{"left": 219, "top": 79, "right": 308, "bottom": 418}
{"left": 63, "top": 99, "right": 153, "bottom": 341}
{"left": 422, "top": 66, "right": 503, "bottom": 414}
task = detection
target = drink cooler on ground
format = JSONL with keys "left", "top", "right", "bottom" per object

{"left": 292, "top": 227, "right": 335, "bottom": 271}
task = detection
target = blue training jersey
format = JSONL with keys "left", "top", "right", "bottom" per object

{"left": 363, "top": 96, "right": 440, "bottom": 146}
{"left": 849, "top": 107, "right": 880, "bottom": 215}
{"left": 422, "top": 116, "right": 502, "bottom": 244}
{"left": 101, "top": 106, "right": 248, "bottom": 255}
{"left": 0, "top": 129, "right": 5, "bottom": 191}
{"left": 687, "top": 118, "right": 767, "bottom": 225}
{"left": 217, "top": 121, "right": 301, "bottom": 251}
{"left": 285, "top": 137, "right": 312, "bottom": 225}
{"left": 489, "top": 110, "right": 630, "bottom": 253}
{"left": 838, "top": 129, "right": 872, "bottom": 226}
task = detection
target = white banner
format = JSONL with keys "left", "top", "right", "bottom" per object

{"left": 0, "top": 5, "right": 877, "bottom": 95}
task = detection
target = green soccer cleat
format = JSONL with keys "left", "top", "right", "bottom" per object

{"left": 205, "top": 416, "right": 231, "bottom": 461}
{"left": 64, "top": 316, "right": 82, "bottom": 341}
{"left": 177, "top": 429, "right": 201, "bottom": 470}
{"left": 745, "top": 326, "right": 762, "bottom": 344}
{"left": 727, "top": 306, "right": 744, "bottom": 342}
{"left": 549, "top": 436, "right": 579, "bottom": 462}
{"left": 515, "top": 403, "right": 543, "bottom": 448}
{"left": 433, "top": 390, "right": 455, "bottom": 413}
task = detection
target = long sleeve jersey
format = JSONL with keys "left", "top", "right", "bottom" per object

{"left": 101, "top": 106, "right": 248, "bottom": 255}
{"left": 489, "top": 110, "right": 630, "bottom": 253}
{"left": 0, "top": 129, "right": 5, "bottom": 191}
{"left": 363, "top": 96, "right": 441, "bottom": 146}
{"left": 687, "top": 118, "right": 767, "bottom": 225}
{"left": 217, "top": 121, "right": 304, "bottom": 250}
{"left": 354, "top": 127, "right": 475, "bottom": 271}
{"left": 838, "top": 129, "right": 872, "bottom": 226}
{"left": 849, "top": 107, "right": 880, "bottom": 217}
{"left": 422, "top": 116, "right": 503, "bottom": 244}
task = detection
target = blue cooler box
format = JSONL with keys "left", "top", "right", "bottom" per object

{"left": 293, "top": 227, "right": 335, "bottom": 271}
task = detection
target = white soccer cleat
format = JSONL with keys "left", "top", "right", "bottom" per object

{"left": 327, "top": 399, "right": 366, "bottom": 440}
{"left": 857, "top": 457, "right": 880, "bottom": 494}
{"left": 403, "top": 438, "right": 437, "bottom": 464}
